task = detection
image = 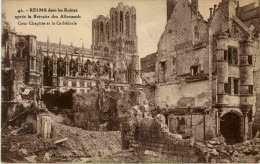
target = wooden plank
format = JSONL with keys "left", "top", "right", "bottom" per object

{"left": 54, "top": 137, "right": 68, "bottom": 144}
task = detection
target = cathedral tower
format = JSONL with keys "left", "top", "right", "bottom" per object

{"left": 91, "top": 2, "right": 139, "bottom": 84}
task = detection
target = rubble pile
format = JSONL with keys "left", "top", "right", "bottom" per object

{"left": 2, "top": 100, "right": 122, "bottom": 163}
{"left": 51, "top": 122, "right": 122, "bottom": 158}
{"left": 1, "top": 127, "right": 57, "bottom": 163}
{"left": 195, "top": 137, "right": 260, "bottom": 163}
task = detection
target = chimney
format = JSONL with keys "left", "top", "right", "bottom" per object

{"left": 213, "top": 4, "right": 217, "bottom": 14}
{"left": 167, "top": 0, "right": 176, "bottom": 21}
{"left": 191, "top": 0, "right": 198, "bottom": 12}
{"left": 236, "top": 1, "right": 241, "bottom": 18}
{"left": 210, "top": 8, "right": 213, "bottom": 18}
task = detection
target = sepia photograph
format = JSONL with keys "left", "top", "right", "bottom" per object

{"left": 1, "top": 0, "right": 260, "bottom": 163}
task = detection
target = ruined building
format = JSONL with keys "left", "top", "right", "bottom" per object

{"left": 1, "top": 2, "right": 140, "bottom": 102}
{"left": 140, "top": 52, "right": 156, "bottom": 85}
{"left": 148, "top": 0, "right": 260, "bottom": 143}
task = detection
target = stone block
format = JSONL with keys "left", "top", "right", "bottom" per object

{"left": 37, "top": 115, "right": 52, "bottom": 139}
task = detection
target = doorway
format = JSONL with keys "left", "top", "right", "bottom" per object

{"left": 220, "top": 112, "right": 242, "bottom": 144}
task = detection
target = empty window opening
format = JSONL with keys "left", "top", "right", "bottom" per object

{"left": 228, "top": 47, "right": 238, "bottom": 65}
{"left": 233, "top": 49, "right": 238, "bottom": 64}
{"left": 248, "top": 56, "right": 253, "bottom": 65}
{"left": 194, "top": 26, "right": 199, "bottom": 43}
{"left": 249, "top": 85, "right": 253, "bottom": 95}
{"left": 120, "top": 11, "right": 123, "bottom": 32}
{"left": 190, "top": 65, "right": 200, "bottom": 76}
{"left": 159, "top": 61, "right": 166, "bottom": 82}
{"left": 224, "top": 77, "right": 231, "bottom": 94}
{"left": 234, "top": 78, "right": 239, "bottom": 95}
{"left": 224, "top": 50, "right": 228, "bottom": 61}
{"left": 228, "top": 47, "right": 232, "bottom": 64}
{"left": 177, "top": 117, "right": 186, "bottom": 134}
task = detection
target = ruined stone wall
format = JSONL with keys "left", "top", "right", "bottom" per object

{"left": 121, "top": 113, "right": 201, "bottom": 163}
{"left": 154, "top": 0, "right": 212, "bottom": 111}
{"left": 141, "top": 72, "right": 156, "bottom": 85}
{"left": 155, "top": 0, "right": 209, "bottom": 83}
{"left": 155, "top": 80, "right": 211, "bottom": 109}
{"left": 141, "top": 53, "right": 156, "bottom": 73}
{"left": 253, "top": 38, "right": 260, "bottom": 126}
{"left": 254, "top": 69, "right": 260, "bottom": 125}
{"left": 72, "top": 88, "right": 149, "bottom": 131}
{"left": 168, "top": 111, "right": 217, "bottom": 141}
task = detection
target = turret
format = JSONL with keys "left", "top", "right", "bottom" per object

{"left": 216, "top": 32, "right": 229, "bottom": 110}
{"left": 239, "top": 39, "right": 255, "bottom": 112}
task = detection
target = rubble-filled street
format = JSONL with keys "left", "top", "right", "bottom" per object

{"left": 1, "top": 107, "right": 122, "bottom": 163}
{"left": 2, "top": 87, "right": 260, "bottom": 163}
{"left": 2, "top": 0, "right": 260, "bottom": 163}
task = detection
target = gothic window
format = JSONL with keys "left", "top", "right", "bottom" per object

{"left": 194, "top": 26, "right": 199, "bottom": 43}
{"left": 97, "top": 24, "right": 99, "bottom": 42}
{"left": 106, "top": 23, "right": 110, "bottom": 40}
{"left": 116, "top": 12, "right": 118, "bottom": 33}
{"left": 112, "top": 16, "right": 115, "bottom": 35}
{"left": 93, "top": 25, "right": 96, "bottom": 44}
{"left": 120, "top": 11, "right": 123, "bottom": 32}
{"left": 100, "top": 22, "right": 103, "bottom": 42}
{"left": 125, "top": 13, "right": 129, "bottom": 36}
{"left": 104, "top": 47, "right": 109, "bottom": 53}
{"left": 134, "top": 14, "right": 136, "bottom": 35}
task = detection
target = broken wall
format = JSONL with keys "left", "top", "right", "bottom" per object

{"left": 155, "top": 0, "right": 209, "bottom": 83}
{"left": 155, "top": 80, "right": 211, "bottom": 109}
{"left": 121, "top": 112, "right": 201, "bottom": 163}
{"left": 168, "top": 110, "right": 218, "bottom": 141}
{"left": 72, "top": 88, "right": 149, "bottom": 131}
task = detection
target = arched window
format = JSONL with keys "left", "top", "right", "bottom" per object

{"left": 100, "top": 22, "right": 104, "bottom": 42}
{"left": 112, "top": 15, "right": 115, "bottom": 35}
{"left": 104, "top": 47, "right": 109, "bottom": 53}
{"left": 120, "top": 11, "right": 123, "bottom": 32}
{"left": 125, "top": 12, "right": 129, "bottom": 36}
{"left": 106, "top": 23, "right": 110, "bottom": 40}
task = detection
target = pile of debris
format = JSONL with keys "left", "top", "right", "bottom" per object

{"left": 1, "top": 100, "right": 123, "bottom": 163}
{"left": 51, "top": 122, "right": 122, "bottom": 158}
{"left": 195, "top": 137, "right": 260, "bottom": 163}
{"left": 2, "top": 126, "right": 57, "bottom": 163}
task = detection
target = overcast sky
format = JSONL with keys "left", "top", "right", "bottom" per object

{"left": 3, "top": 0, "right": 258, "bottom": 58}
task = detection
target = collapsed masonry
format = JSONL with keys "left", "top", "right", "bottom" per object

{"left": 72, "top": 85, "right": 150, "bottom": 131}
{"left": 120, "top": 94, "right": 260, "bottom": 163}
{"left": 2, "top": 83, "right": 260, "bottom": 162}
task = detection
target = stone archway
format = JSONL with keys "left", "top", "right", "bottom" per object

{"left": 220, "top": 112, "right": 243, "bottom": 144}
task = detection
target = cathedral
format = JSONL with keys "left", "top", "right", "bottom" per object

{"left": 1, "top": 2, "right": 141, "bottom": 101}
